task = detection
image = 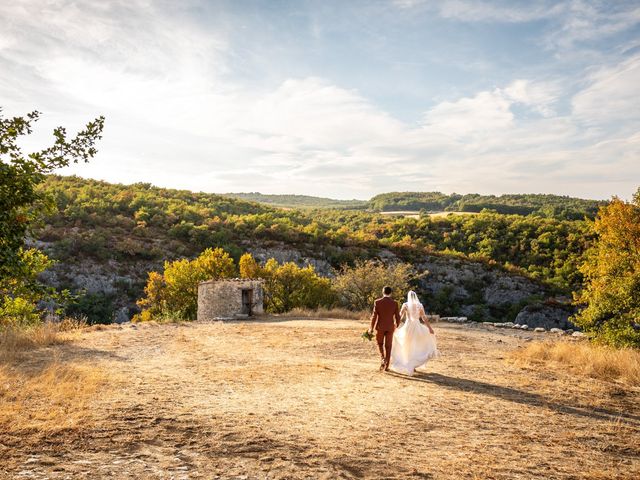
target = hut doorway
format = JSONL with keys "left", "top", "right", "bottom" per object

{"left": 241, "top": 289, "right": 253, "bottom": 315}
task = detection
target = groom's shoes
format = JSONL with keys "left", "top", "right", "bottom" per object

{"left": 384, "top": 362, "right": 390, "bottom": 372}
{"left": 379, "top": 358, "right": 386, "bottom": 371}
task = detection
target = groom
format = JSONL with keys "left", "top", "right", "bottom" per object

{"left": 369, "top": 286, "right": 401, "bottom": 371}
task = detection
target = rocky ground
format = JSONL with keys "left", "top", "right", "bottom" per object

{"left": 2, "top": 318, "right": 638, "bottom": 479}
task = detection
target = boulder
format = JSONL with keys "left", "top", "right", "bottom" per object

{"left": 534, "top": 327, "right": 546, "bottom": 332}
{"left": 514, "top": 302, "right": 576, "bottom": 330}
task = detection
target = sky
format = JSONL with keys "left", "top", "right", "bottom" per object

{"left": 1, "top": 0, "right": 639, "bottom": 200}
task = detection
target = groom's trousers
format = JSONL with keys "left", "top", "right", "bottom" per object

{"left": 376, "top": 329, "right": 393, "bottom": 365}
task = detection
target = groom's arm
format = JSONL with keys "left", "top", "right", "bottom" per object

{"left": 369, "top": 303, "right": 378, "bottom": 333}
{"left": 394, "top": 302, "right": 401, "bottom": 327}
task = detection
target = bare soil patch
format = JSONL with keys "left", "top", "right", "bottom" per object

{"left": 1, "top": 318, "right": 638, "bottom": 479}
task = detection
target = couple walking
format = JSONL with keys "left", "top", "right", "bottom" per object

{"left": 369, "top": 286, "right": 438, "bottom": 375}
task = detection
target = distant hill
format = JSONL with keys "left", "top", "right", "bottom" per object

{"left": 225, "top": 191, "right": 606, "bottom": 221}
{"left": 224, "top": 192, "right": 368, "bottom": 210}
{"left": 370, "top": 192, "right": 606, "bottom": 219}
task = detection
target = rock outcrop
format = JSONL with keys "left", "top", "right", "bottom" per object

{"left": 413, "top": 254, "right": 547, "bottom": 320}
{"left": 514, "top": 301, "right": 576, "bottom": 330}
{"left": 37, "top": 238, "right": 557, "bottom": 324}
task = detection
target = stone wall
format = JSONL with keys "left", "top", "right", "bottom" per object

{"left": 197, "top": 279, "right": 264, "bottom": 321}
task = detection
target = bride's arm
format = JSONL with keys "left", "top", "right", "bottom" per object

{"left": 399, "top": 304, "right": 407, "bottom": 323}
{"left": 420, "top": 306, "right": 435, "bottom": 334}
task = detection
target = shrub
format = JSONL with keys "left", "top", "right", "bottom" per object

{"left": 0, "top": 248, "right": 63, "bottom": 328}
{"left": 422, "top": 286, "right": 461, "bottom": 316}
{"left": 65, "top": 292, "right": 116, "bottom": 325}
{"left": 0, "top": 296, "right": 40, "bottom": 328}
{"left": 332, "top": 259, "right": 413, "bottom": 311}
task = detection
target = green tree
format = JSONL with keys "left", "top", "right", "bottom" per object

{"left": 1, "top": 109, "right": 104, "bottom": 323}
{"left": 1, "top": 109, "right": 104, "bottom": 278}
{"left": 0, "top": 248, "right": 54, "bottom": 327}
{"left": 572, "top": 191, "right": 640, "bottom": 347}
{"left": 332, "top": 259, "right": 414, "bottom": 311}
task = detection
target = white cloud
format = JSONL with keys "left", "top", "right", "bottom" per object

{"left": 545, "top": 1, "right": 640, "bottom": 50}
{"left": 572, "top": 54, "right": 640, "bottom": 125}
{"left": 242, "top": 78, "right": 404, "bottom": 149}
{"left": 419, "top": 79, "right": 561, "bottom": 141}
{"left": 503, "top": 79, "right": 561, "bottom": 117}
{"left": 421, "top": 89, "right": 513, "bottom": 139}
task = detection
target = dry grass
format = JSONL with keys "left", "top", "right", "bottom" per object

{"left": 0, "top": 318, "right": 106, "bottom": 438}
{"left": 510, "top": 339, "right": 640, "bottom": 386}
{"left": 0, "top": 318, "right": 85, "bottom": 361}
{"left": 0, "top": 362, "right": 104, "bottom": 435}
{"left": 277, "top": 306, "right": 369, "bottom": 320}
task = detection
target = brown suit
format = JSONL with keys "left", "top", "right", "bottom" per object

{"left": 370, "top": 296, "right": 401, "bottom": 368}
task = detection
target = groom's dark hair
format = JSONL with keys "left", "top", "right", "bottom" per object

{"left": 382, "top": 286, "right": 393, "bottom": 295}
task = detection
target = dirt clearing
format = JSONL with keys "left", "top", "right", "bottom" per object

{"left": 1, "top": 318, "right": 638, "bottom": 479}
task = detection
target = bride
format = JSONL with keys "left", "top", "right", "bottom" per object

{"left": 390, "top": 291, "right": 438, "bottom": 376}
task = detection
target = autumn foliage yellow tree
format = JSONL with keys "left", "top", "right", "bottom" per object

{"left": 573, "top": 190, "right": 640, "bottom": 347}
{"left": 136, "top": 247, "right": 235, "bottom": 320}
{"left": 239, "top": 253, "right": 333, "bottom": 313}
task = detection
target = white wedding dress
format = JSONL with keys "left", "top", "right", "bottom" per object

{"left": 390, "top": 291, "right": 438, "bottom": 376}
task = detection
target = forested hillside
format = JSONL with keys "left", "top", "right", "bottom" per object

{"left": 222, "top": 190, "right": 606, "bottom": 220}
{"left": 368, "top": 192, "right": 606, "bottom": 219}
{"left": 35, "top": 175, "right": 597, "bottom": 323}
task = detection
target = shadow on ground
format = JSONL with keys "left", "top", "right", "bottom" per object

{"left": 386, "top": 371, "right": 640, "bottom": 426}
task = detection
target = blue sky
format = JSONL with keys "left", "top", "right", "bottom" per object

{"left": 1, "top": 0, "right": 639, "bottom": 200}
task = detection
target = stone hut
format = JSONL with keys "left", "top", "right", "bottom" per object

{"left": 197, "top": 278, "right": 264, "bottom": 320}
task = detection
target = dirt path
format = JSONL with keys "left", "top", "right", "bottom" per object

{"left": 2, "top": 319, "right": 639, "bottom": 479}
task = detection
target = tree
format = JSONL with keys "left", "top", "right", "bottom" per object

{"left": 1, "top": 109, "right": 104, "bottom": 323}
{"left": 572, "top": 190, "right": 640, "bottom": 347}
{"left": 1, "top": 109, "right": 105, "bottom": 279}
{"left": 332, "top": 259, "right": 414, "bottom": 311}
{"left": 239, "top": 254, "right": 333, "bottom": 313}
{"left": 267, "top": 261, "right": 333, "bottom": 313}
{"left": 239, "top": 253, "right": 261, "bottom": 278}
{"left": 137, "top": 247, "right": 236, "bottom": 320}
{"left": 0, "top": 248, "right": 54, "bottom": 327}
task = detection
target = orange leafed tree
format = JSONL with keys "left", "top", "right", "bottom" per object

{"left": 573, "top": 189, "right": 640, "bottom": 347}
